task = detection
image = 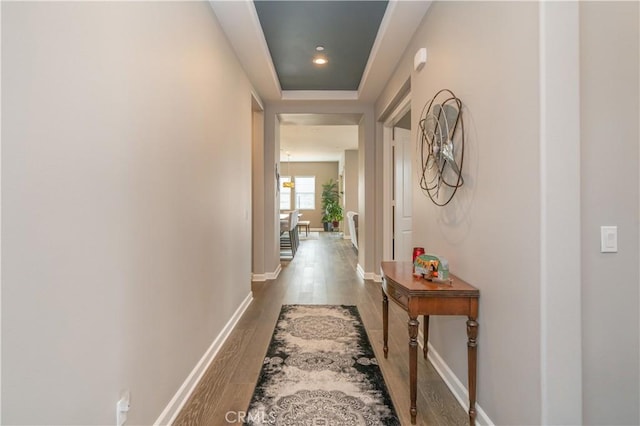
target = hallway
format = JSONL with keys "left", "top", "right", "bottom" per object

{"left": 2, "top": 1, "right": 639, "bottom": 424}
{"left": 175, "top": 233, "right": 467, "bottom": 425}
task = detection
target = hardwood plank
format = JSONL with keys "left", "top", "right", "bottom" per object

{"left": 419, "top": 380, "right": 468, "bottom": 426}
{"left": 176, "top": 233, "right": 469, "bottom": 425}
{"left": 206, "top": 383, "right": 255, "bottom": 426}
{"left": 173, "top": 328, "right": 254, "bottom": 426}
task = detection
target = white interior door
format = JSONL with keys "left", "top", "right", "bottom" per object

{"left": 393, "top": 127, "right": 412, "bottom": 261}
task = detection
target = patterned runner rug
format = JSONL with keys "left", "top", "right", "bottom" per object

{"left": 246, "top": 304, "right": 400, "bottom": 425}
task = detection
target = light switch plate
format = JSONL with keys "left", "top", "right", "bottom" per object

{"left": 600, "top": 226, "right": 618, "bottom": 253}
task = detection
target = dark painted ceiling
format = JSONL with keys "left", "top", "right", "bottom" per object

{"left": 253, "top": 1, "right": 389, "bottom": 91}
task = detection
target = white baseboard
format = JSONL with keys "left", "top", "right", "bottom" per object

{"left": 268, "top": 264, "right": 282, "bottom": 280}
{"left": 419, "top": 332, "right": 494, "bottom": 426}
{"left": 251, "top": 264, "right": 281, "bottom": 282}
{"left": 252, "top": 273, "right": 267, "bottom": 282}
{"left": 373, "top": 274, "right": 382, "bottom": 283}
{"left": 154, "top": 292, "right": 253, "bottom": 425}
{"left": 356, "top": 264, "right": 365, "bottom": 279}
{"left": 356, "top": 264, "right": 377, "bottom": 281}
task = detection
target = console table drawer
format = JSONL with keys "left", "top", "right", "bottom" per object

{"left": 388, "top": 286, "right": 408, "bottom": 309}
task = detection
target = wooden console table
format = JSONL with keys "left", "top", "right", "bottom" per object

{"left": 380, "top": 261, "right": 479, "bottom": 425}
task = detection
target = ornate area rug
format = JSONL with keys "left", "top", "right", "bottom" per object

{"left": 246, "top": 305, "right": 400, "bottom": 425}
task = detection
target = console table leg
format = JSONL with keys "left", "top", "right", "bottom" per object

{"left": 408, "top": 316, "right": 419, "bottom": 424}
{"left": 423, "top": 315, "right": 430, "bottom": 359}
{"left": 467, "top": 317, "right": 479, "bottom": 426}
{"left": 382, "top": 290, "right": 389, "bottom": 359}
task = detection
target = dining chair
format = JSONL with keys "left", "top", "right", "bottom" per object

{"left": 280, "top": 210, "right": 299, "bottom": 257}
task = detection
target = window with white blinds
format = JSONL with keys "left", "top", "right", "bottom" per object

{"left": 280, "top": 176, "right": 291, "bottom": 210}
{"left": 294, "top": 176, "right": 315, "bottom": 210}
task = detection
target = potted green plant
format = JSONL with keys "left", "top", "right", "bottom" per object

{"left": 326, "top": 201, "right": 344, "bottom": 229}
{"left": 321, "top": 212, "right": 332, "bottom": 231}
{"left": 321, "top": 179, "right": 340, "bottom": 231}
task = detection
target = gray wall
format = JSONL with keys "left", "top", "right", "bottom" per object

{"left": 2, "top": 2, "right": 254, "bottom": 424}
{"left": 357, "top": 115, "right": 376, "bottom": 274}
{"left": 413, "top": 3, "right": 541, "bottom": 423}
{"left": 252, "top": 106, "right": 265, "bottom": 275}
{"left": 280, "top": 162, "right": 339, "bottom": 229}
{"left": 580, "top": 2, "right": 640, "bottom": 424}
{"left": 375, "top": 1, "right": 639, "bottom": 424}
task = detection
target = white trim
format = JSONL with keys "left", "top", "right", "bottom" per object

{"left": 281, "top": 90, "right": 358, "bottom": 101}
{"left": 356, "top": 264, "right": 366, "bottom": 280}
{"left": 154, "top": 292, "right": 253, "bottom": 426}
{"left": 539, "top": 5, "right": 549, "bottom": 422}
{"left": 382, "top": 92, "right": 411, "bottom": 262}
{"left": 387, "top": 95, "right": 412, "bottom": 129}
{"left": 373, "top": 274, "right": 383, "bottom": 283}
{"left": 0, "top": 1, "right": 3, "bottom": 416}
{"left": 377, "top": 78, "right": 411, "bottom": 124}
{"left": 251, "top": 264, "right": 281, "bottom": 282}
{"left": 268, "top": 264, "right": 282, "bottom": 280}
{"left": 250, "top": 90, "right": 264, "bottom": 112}
{"left": 357, "top": 265, "right": 376, "bottom": 281}
{"left": 382, "top": 126, "right": 394, "bottom": 262}
{"left": 252, "top": 273, "right": 267, "bottom": 282}
{"left": 539, "top": 3, "right": 582, "bottom": 423}
{"left": 419, "top": 335, "right": 494, "bottom": 426}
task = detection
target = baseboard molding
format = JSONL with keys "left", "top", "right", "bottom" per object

{"left": 356, "top": 264, "right": 377, "bottom": 281}
{"left": 154, "top": 292, "right": 253, "bottom": 426}
{"left": 268, "top": 264, "right": 282, "bottom": 280}
{"left": 419, "top": 332, "right": 494, "bottom": 426}
{"left": 252, "top": 273, "right": 267, "bottom": 282}
{"left": 356, "top": 264, "right": 365, "bottom": 279}
{"left": 251, "top": 264, "right": 281, "bottom": 282}
{"left": 373, "top": 274, "right": 382, "bottom": 283}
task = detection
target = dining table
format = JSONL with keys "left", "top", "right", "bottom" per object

{"left": 280, "top": 212, "right": 303, "bottom": 220}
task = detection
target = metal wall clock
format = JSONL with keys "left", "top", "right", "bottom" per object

{"left": 417, "top": 89, "right": 465, "bottom": 206}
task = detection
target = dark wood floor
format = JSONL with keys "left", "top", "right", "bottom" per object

{"left": 174, "top": 232, "right": 467, "bottom": 425}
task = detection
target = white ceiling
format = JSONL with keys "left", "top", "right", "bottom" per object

{"left": 280, "top": 124, "right": 358, "bottom": 163}
{"left": 278, "top": 113, "right": 360, "bottom": 162}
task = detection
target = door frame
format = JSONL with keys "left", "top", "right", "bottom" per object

{"left": 382, "top": 93, "right": 411, "bottom": 261}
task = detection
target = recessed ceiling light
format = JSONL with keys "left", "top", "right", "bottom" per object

{"left": 313, "top": 55, "right": 328, "bottom": 65}
{"left": 315, "top": 45, "right": 325, "bottom": 51}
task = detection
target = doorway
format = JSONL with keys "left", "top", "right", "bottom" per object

{"left": 383, "top": 95, "right": 412, "bottom": 261}
{"left": 393, "top": 111, "right": 412, "bottom": 261}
